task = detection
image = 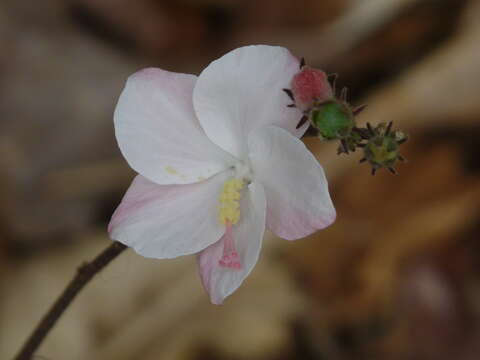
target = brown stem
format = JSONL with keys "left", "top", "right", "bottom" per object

{"left": 14, "top": 241, "right": 127, "bottom": 360}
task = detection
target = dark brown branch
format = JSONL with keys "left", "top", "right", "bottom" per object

{"left": 14, "top": 241, "right": 127, "bottom": 360}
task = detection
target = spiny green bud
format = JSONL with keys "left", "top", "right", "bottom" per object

{"left": 365, "top": 135, "right": 398, "bottom": 165}
{"left": 310, "top": 101, "right": 355, "bottom": 141}
{"left": 360, "top": 122, "right": 407, "bottom": 175}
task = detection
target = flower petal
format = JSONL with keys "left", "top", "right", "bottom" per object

{"left": 114, "top": 68, "right": 233, "bottom": 185}
{"left": 109, "top": 172, "right": 230, "bottom": 258}
{"left": 197, "top": 182, "right": 266, "bottom": 304}
{"left": 193, "top": 45, "right": 307, "bottom": 159}
{"left": 248, "top": 126, "right": 336, "bottom": 240}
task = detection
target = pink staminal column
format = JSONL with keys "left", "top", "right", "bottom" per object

{"left": 219, "top": 222, "right": 242, "bottom": 270}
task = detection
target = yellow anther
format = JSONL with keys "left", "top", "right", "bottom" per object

{"left": 218, "top": 178, "right": 244, "bottom": 225}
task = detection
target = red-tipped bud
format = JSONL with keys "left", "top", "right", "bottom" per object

{"left": 291, "top": 67, "right": 333, "bottom": 111}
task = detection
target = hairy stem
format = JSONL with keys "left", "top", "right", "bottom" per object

{"left": 14, "top": 241, "right": 127, "bottom": 360}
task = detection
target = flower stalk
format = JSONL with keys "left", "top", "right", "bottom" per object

{"left": 13, "top": 242, "right": 127, "bottom": 360}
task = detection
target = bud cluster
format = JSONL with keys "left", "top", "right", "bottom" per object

{"left": 284, "top": 59, "right": 407, "bottom": 175}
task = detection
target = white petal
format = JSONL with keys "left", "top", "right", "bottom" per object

{"left": 197, "top": 182, "right": 266, "bottom": 304}
{"left": 114, "top": 68, "right": 233, "bottom": 185}
{"left": 248, "top": 126, "right": 336, "bottom": 240}
{"left": 193, "top": 45, "right": 306, "bottom": 159}
{"left": 109, "top": 172, "right": 230, "bottom": 258}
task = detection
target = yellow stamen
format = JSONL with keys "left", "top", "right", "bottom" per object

{"left": 218, "top": 178, "right": 244, "bottom": 225}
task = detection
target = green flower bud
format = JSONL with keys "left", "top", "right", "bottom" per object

{"left": 364, "top": 135, "right": 398, "bottom": 167}
{"left": 310, "top": 101, "right": 355, "bottom": 141}
{"left": 361, "top": 122, "right": 407, "bottom": 175}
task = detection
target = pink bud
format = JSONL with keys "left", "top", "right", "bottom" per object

{"left": 291, "top": 67, "right": 333, "bottom": 111}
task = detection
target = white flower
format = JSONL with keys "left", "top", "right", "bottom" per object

{"left": 109, "top": 45, "right": 336, "bottom": 304}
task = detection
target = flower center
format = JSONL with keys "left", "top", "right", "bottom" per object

{"left": 218, "top": 178, "right": 244, "bottom": 225}
{"left": 233, "top": 161, "right": 252, "bottom": 181}
{"left": 218, "top": 175, "right": 246, "bottom": 270}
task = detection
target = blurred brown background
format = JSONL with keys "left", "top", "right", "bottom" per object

{"left": 1, "top": 0, "right": 480, "bottom": 359}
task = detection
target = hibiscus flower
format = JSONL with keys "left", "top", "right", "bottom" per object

{"left": 109, "top": 45, "right": 336, "bottom": 304}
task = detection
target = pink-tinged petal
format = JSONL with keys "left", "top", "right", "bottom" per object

{"left": 114, "top": 68, "right": 234, "bottom": 185}
{"left": 248, "top": 126, "right": 336, "bottom": 240}
{"left": 197, "top": 182, "right": 266, "bottom": 304}
{"left": 193, "top": 45, "right": 307, "bottom": 159}
{"left": 109, "top": 172, "right": 230, "bottom": 259}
